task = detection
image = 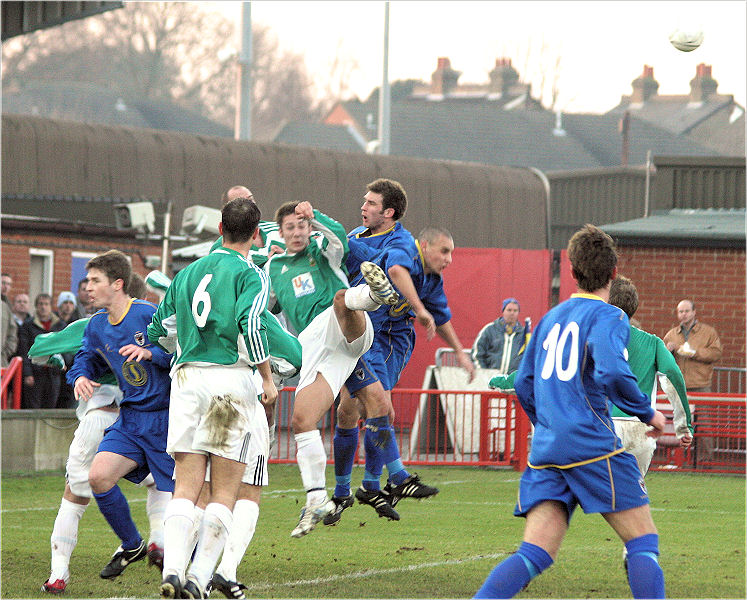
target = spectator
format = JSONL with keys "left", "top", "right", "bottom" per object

{"left": 56, "top": 292, "right": 78, "bottom": 326}
{"left": 17, "top": 293, "right": 66, "bottom": 409}
{"left": 1, "top": 272, "right": 12, "bottom": 303}
{"left": 663, "top": 299, "right": 722, "bottom": 392}
{"left": 2, "top": 296, "right": 18, "bottom": 367}
{"left": 663, "top": 299, "right": 722, "bottom": 467}
{"left": 69, "top": 278, "right": 95, "bottom": 321}
{"left": 471, "top": 297, "right": 530, "bottom": 373}
{"left": 12, "top": 293, "right": 32, "bottom": 327}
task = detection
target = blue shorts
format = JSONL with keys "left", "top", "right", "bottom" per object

{"left": 98, "top": 406, "right": 175, "bottom": 493}
{"left": 514, "top": 451, "right": 648, "bottom": 520}
{"left": 344, "top": 321, "right": 415, "bottom": 394}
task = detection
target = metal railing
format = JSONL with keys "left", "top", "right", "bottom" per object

{"left": 651, "top": 393, "right": 746, "bottom": 474}
{"left": 713, "top": 367, "right": 746, "bottom": 394}
{"left": 269, "top": 387, "right": 530, "bottom": 470}
{"left": 438, "top": 348, "right": 745, "bottom": 395}
{"left": 1, "top": 356, "right": 23, "bottom": 409}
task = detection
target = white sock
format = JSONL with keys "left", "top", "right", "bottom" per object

{"left": 146, "top": 485, "right": 171, "bottom": 548}
{"left": 188, "top": 502, "right": 233, "bottom": 591}
{"left": 294, "top": 430, "right": 328, "bottom": 505}
{"left": 49, "top": 498, "right": 87, "bottom": 581}
{"left": 344, "top": 285, "right": 379, "bottom": 311}
{"left": 188, "top": 505, "right": 205, "bottom": 562}
{"left": 216, "top": 499, "right": 259, "bottom": 581}
{"left": 162, "top": 497, "right": 195, "bottom": 582}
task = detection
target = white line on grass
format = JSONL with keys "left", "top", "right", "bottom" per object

{"left": 241, "top": 552, "right": 509, "bottom": 592}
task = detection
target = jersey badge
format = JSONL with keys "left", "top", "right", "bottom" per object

{"left": 293, "top": 272, "right": 316, "bottom": 298}
{"left": 309, "top": 258, "right": 317, "bottom": 267}
{"left": 134, "top": 331, "right": 146, "bottom": 346}
{"left": 122, "top": 360, "right": 148, "bottom": 387}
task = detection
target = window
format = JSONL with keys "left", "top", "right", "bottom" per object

{"left": 28, "top": 248, "right": 54, "bottom": 304}
{"left": 71, "top": 251, "right": 97, "bottom": 293}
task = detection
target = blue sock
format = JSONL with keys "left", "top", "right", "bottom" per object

{"left": 362, "top": 416, "right": 389, "bottom": 491}
{"left": 625, "top": 534, "right": 665, "bottom": 599}
{"left": 383, "top": 427, "right": 410, "bottom": 485}
{"left": 93, "top": 485, "right": 142, "bottom": 550}
{"left": 474, "top": 542, "right": 553, "bottom": 599}
{"left": 333, "top": 426, "right": 358, "bottom": 498}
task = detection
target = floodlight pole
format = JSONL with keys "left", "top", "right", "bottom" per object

{"left": 377, "top": 2, "right": 391, "bottom": 155}
{"left": 236, "top": 2, "right": 252, "bottom": 140}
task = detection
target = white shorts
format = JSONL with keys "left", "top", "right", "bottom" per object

{"left": 167, "top": 365, "right": 261, "bottom": 463}
{"left": 614, "top": 418, "right": 657, "bottom": 476}
{"left": 66, "top": 408, "right": 120, "bottom": 497}
{"left": 205, "top": 396, "right": 269, "bottom": 487}
{"left": 297, "top": 306, "right": 374, "bottom": 397}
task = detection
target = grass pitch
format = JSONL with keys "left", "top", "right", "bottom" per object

{"left": 1, "top": 465, "right": 744, "bottom": 599}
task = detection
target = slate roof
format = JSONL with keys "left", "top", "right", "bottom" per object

{"left": 600, "top": 208, "right": 746, "bottom": 248}
{"left": 608, "top": 93, "right": 738, "bottom": 136}
{"left": 281, "top": 98, "right": 719, "bottom": 171}
{"left": 273, "top": 122, "right": 366, "bottom": 153}
{"left": 1, "top": 80, "right": 232, "bottom": 137}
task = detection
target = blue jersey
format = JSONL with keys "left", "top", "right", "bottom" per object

{"left": 346, "top": 222, "right": 416, "bottom": 285}
{"left": 347, "top": 226, "right": 451, "bottom": 332}
{"left": 67, "top": 300, "right": 172, "bottom": 411}
{"left": 371, "top": 240, "right": 452, "bottom": 332}
{"left": 515, "top": 294, "right": 654, "bottom": 468}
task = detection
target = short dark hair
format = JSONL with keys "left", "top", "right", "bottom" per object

{"left": 567, "top": 224, "right": 618, "bottom": 293}
{"left": 367, "top": 178, "right": 407, "bottom": 221}
{"left": 86, "top": 250, "right": 131, "bottom": 288}
{"left": 34, "top": 293, "right": 52, "bottom": 307}
{"left": 274, "top": 201, "right": 300, "bottom": 227}
{"left": 418, "top": 226, "right": 453, "bottom": 244}
{"left": 126, "top": 272, "right": 147, "bottom": 300}
{"left": 609, "top": 275, "right": 638, "bottom": 319}
{"left": 77, "top": 277, "right": 88, "bottom": 290}
{"left": 222, "top": 197, "right": 261, "bottom": 244}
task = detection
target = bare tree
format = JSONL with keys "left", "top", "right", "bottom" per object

{"left": 1, "top": 2, "right": 325, "bottom": 139}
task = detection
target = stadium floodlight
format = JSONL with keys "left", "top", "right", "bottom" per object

{"left": 181, "top": 205, "right": 222, "bottom": 236}
{"left": 114, "top": 201, "right": 155, "bottom": 233}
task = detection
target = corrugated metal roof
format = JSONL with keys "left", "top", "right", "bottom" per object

{"left": 601, "top": 208, "right": 745, "bottom": 247}
{"left": 1, "top": 114, "right": 550, "bottom": 250}
{"left": 1, "top": 1, "right": 123, "bottom": 40}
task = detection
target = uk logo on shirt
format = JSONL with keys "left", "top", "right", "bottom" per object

{"left": 293, "top": 272, "right": 316, "bottom": 298}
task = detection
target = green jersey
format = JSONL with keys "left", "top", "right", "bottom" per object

{"left": 27, "top": 317, "right": 117, "bottom": 386}
{"left": 611, "top": 325, "right": 694, "bottom": 436}
{"left": 148, "top": 247, "right": 270, "bottom": 371}
{"left": 265, "top": 209, "right": 349, "bottom": 335}
{"left": 210, "top": 221, "right": 285, "bottom": 267}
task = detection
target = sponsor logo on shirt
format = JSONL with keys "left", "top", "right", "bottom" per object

{"left": 122, "top": 361, "right": 148, "bottom": 387}
{"left": 293, "top": 273, "right": 316, "bottom": 298}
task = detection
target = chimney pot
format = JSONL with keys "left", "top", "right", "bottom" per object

{"left": 630, "top": 65, "right": 659, "bottom": 103}
{"left": 431, "top": 57, "right": 460, "bottom": 95}
{"left": 690, "top": 64, "right": 717, "bottom": 102}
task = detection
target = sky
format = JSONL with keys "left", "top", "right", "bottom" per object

{"left": 203, "top": 0, "right": 747, "bottom": 114}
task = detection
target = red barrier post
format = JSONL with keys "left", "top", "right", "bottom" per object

{"left": 1, "top": 356, "right": 23, "bottom": 409}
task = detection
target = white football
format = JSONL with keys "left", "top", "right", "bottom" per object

{"left": 669, "top": 28, "right": 704, "bottom": 52}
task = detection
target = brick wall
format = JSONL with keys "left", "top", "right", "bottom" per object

{"left": 1, "top": 232, "right": 162, "bottom": 303}
{"left": 617, "top": 246, "right": 745, "bottom": 368}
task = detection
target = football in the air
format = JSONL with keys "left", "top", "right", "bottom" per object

{"left": 669, "top": 27, "right": 704, "bottom": 52}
